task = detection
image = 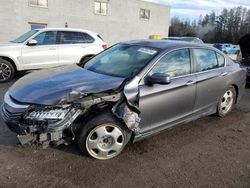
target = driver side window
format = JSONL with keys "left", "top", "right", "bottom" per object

{"left": 33, "top": 31, "right": 57, "bottom": 45}
{"left": 150, "top": 49, "right": 191, "bottom": 77}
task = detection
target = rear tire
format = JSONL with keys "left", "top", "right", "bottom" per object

{"left": 217, "top": 86, "right": 236, "bottom": 117}
{"left": 77, "top": 112, "right": 131, "bottom": 160}
{"left": 0, "top": 59, "right": 15, "bottom": 83}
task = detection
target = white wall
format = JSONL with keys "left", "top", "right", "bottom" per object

{"left": 0, "top": 0, "right": 170, "bottom": 45}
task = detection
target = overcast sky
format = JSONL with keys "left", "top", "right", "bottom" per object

{"left": 145, "top": 0, "right": 250, "bottom": 20}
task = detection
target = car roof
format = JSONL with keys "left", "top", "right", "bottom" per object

{"left": 35, "top": 27, "right": 98, "bottom": 35}
{"left": 120, "top": 40, "right": 209, "bottom": 50}
{"left": 168, "top": 37, "right": 200, "bottom": 40}
{"left": 214, "top": 43, "right": 231, "bottom": 45}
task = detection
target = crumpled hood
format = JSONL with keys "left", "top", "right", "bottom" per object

{"left": 239, "top": 34, "right": 250, "bottom": 58}
{"left": 9, "top": 64, "right": 125, "bottom": 105}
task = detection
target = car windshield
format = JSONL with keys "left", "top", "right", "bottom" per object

{"left": 84, "top": 44, "right": 160, "bottom": 78}
{"left": 11, "top": 30, "right": 38, "bottom": 43}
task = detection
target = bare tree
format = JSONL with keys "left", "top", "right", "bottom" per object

{"left": 169, "top": 6, "right": 250, "bottom": 44}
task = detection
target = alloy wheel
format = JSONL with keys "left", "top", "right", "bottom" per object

{"left": 86, "top": 124, "right": 125, "bottom": 160}
{"left": 220, "top": 89, "right": 234, "bottom": 114}
{"left": 0, "top": 63, "right": 11, "bottom": 81}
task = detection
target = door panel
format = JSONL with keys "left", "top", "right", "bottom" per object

{"left": 192, "top": 49, "right": 227, "bottom": 114}
{"left": 57, "top": 31, "right": 96, "bottom": 65}
{"left": 21, "top": 31, "right": 58, "bottom": 69}
{"left": 58, "top": 44, "right": 90, "bottom": 64}
{"left": 194, "top": 69, "right": 227, "bottom": 113}
{"left": 138, "top": 49, "right": 196, "bottom": 133}
{"left": 139, "top": 75, "right": 196, "bottom": 133}
{"left": 21, "top": 45, "right": 58, "bottom": 69}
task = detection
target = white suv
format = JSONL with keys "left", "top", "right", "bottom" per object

{"left": 0, "top": 28, "right": 107, "bottom": 82}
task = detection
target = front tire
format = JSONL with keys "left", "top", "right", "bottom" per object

{"left": 217, "top": 86, "right": 236, "bottom": 117}
{"left": 77, "top": 113, "right": 131, "bottom": 160}
{"left": 0, "top": 59, "right": 15, "bottom": 83}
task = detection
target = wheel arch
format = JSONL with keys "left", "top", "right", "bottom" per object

{"left": 231, "top": 84, "right": 239, "bottom": 103}
{"left": 76, "top": 103, "right": 133, "bottom": 136}
{"left": 0, "top": 56, "right": 17, "bottom": 71}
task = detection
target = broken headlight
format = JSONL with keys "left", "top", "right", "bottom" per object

{"left": 26, "top": 108, "right": 71, "bottom": 121}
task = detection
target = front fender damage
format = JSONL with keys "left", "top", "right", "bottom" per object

{"left": 112, "top": 102, "right": 140, "bottom": 134}
{"left": 16, "top": 77, "right": 141, "bottom": 146}
{"left": 112, "top": 76, "right": 141, "bottom": 134}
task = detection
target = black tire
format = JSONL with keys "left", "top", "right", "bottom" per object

{"left": 217, "top": 86, "right": 236, "bottom": 117}
{"left": 77, "top": 112, "right": 131, "bottom": 160}
{"left": 0, "top": 59, "right": 15, "bottom": 83}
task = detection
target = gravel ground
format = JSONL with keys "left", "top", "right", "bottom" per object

{"left": 0, "top": 76, "right": 250, "bottom": 188}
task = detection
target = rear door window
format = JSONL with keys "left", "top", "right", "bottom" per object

{"left": 193, "top": 49, "right": 219, "bottom": 72}
{"left": 58, "top": 31, "right": 94, "bottom": 44}
{"left": 216, "top": 53, "right": 225, "bottom": 67}
{"left": 82, "top": 33, "right": 95, "bottom": 43}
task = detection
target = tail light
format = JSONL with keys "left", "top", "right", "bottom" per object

{"left": 102, "top": 44, "right": 108, "bottom": 50}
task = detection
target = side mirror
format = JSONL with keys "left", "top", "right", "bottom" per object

{"left": 27, "top": 39, "right": 37, "bottom": 46}
{"left": 145, "top": 73, "right": 171, "bottom": 85}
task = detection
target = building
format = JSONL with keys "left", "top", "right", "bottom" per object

{"left": 0, "top": 0, "right": 170, "bottom": 45}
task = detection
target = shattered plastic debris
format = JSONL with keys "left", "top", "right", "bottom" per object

{"left": 114, "top": 102, "right": 141, "bottom": 134}
{"left": 17, "top": 134, "right": 35, "bottom": 145}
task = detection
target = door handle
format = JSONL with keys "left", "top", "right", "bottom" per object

{"left": 221, "top": 72, "right": 228, "bottom": 76}
{"left": 49, "top": 47, "right": 56, "bottom": 50}
{"left": 186, "top": 80, "right": 195, "bottom": 86}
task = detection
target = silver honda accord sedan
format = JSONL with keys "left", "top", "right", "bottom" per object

{"left": 1, "top": 40, "right": 246, "bottom": 160}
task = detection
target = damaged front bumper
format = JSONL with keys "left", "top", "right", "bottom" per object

{"left": 1, "top": 91, "right": 141, "bottom": 146}
{"left": 1, "top": 104, "right": 82, "bottom": 145}
{"left": 1, "top": 92, "right": 84, "bottom": 145}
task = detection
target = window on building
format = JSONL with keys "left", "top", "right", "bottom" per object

{"left": 58, "top": 31, "right": 94, "bottom": 44}
{"left": 30, "top": 24, "right": 46, "bottom": 30}
{"left": 140, "top": 9, "right": 150, "bottom": 20}
{"left": 29, "top": 0, "right": 48, "bottom": 8}
{"left": 29, "top": 22, "right": 47, "bottom": 30}
{"left": 94, "top": 1, "right": 108, "bottom": 15}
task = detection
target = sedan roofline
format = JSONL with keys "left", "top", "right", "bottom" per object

{"left": 120, "top": 39, "right": 212, "bottom": 50}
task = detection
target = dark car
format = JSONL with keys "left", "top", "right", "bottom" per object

{"left": 240, "top": 58, "right": 250, "bottom": 84}
{"left": 239, "top": 34, "right": 250, "bottom": 84}
{"left": 163, "top": 37, "right": 204, "bottom": 44}
{"left": 1, "top": 40, "right": 246, "bottom": 160}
